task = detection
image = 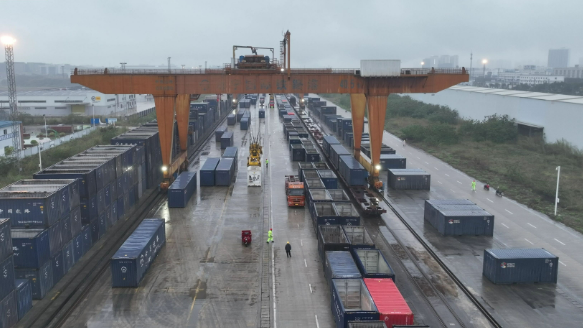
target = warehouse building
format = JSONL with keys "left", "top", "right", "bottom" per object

{"left": 0, "top": 121, "right": 24, "bottom": 156}
{"left": 0, "top": 89, "right": 136, "bottom": 117}
{"left": 408, "top": 86, "right": 583, "bottom": 149}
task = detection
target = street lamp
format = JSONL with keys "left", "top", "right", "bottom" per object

{"left": 554, "top": 166, "right": 561, "bottom": 215}
{"left": 43, "top": 114, "right": 47, "bottom": 137}
{"left": 421, "top": 61, "right": 425, "bottom": 68}
{"left": 482, "top": 59, "right": 488, "bottom": 77}
{"left": 0, "top": 36, "right": 16, "bottom": 46}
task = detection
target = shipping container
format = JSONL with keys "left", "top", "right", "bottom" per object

{"left": 342, "top": 226, "right": 375, "bottom": 250}
{"left": 73, "top": 233, "right": 83, "bottom": 264}
{"left": 0, "top": 290, "right": 18, "bottom": 328}
{"left": 363, "top": 278, "right": 413, "bottom": 326}
{"left": 6, "top": 179, "right": 79, "bottom": 215}
{"left": 424, "top": 201, "right": 494, "bottom": 236}
{"left": 353, "top": 250, "right": 395, "bottom": 280}
{"left": 348, "top": 322, "right": 388, "bottom": 328}
{"left": 328, "top": 189, "right": 350, "bottom": 203}
{"left": 388, "top": 169, "right": 431, "bottom": 190}
{"left": 483, "top": 248, "right": 559, "bottom": 284}
{"left": 11, "top": 229, "right": 49, "bottom": 269}
{"left": 290, "top": 144, "right": 306, "bottom": 162}
{"left": 15, "top": 278, "right": 32, "bottom": 321}
{"left": 220, "top": 131, "right": 234, "bottom": 149}
{"left": 90, "top": 218, "right": 100, "bottom": 244}
{"left": 259, "top": 109, "right": 265, "bottom": 118}
{"left": 360, "top": 60, "right": 401, "bottom": 77}
{"left": 331, "top": 279, "right": 379, "bottom": 328}
{"left": 305, "top": 178, "right": 326, "bottom": 191}
{"left": 80, "top": 195, "right": 98, "bottom": 224}
{"left": 15, "top": 260, "right": 52, "bottom": 300}
{"left": 305, "top": 149, "right": 321, "bottom": 163}
{"left": 48, "top": 223, "right": 61, "bottom": 258}
{"left": 51, "top": 250, "right": 64, "bottom": 286}
{"left": 215, "top": 158, "right": 235, "bottom": 186}
{"left": 60, "top": 214, "right": 72, "bottom": 245}
{"left": 298, "top": 163, "right": 315, "bottom": 182}
{"left": 339, "top": 155, "right": 368, "bottom": 186}
{"left": 302, "top": 169, "right": 320, "bottom": 182}
{"left": 168, "top": 172, "right": 197, "bottom": 208}
{"left": 325, "top": 251, "right": 362, "bottom": 286}
{"left": 0, "top": 256, "right": 15, "bottom": 300}
{"left": 62, "top": 240, "right": 75, "bottom": 274}
{"left": 323, "top": 136, "right": 341, "bottom": 158}
{"left": 69, "top": 205, "right": 82, "bottom": 238}
{"left": 318, "top": 170, "right": 338, "bottom": 189}
{"left": 34, "top": 168, "right": 97, "bottom": 200}
{"left": 317, "top": 225, "right": 350, "bottom": 262}
{"left": 329, "top": 144, "right": 351, "bottom": 170}
{"left": 334, "top": 203, "right": 361, "bottom": 226}
{"left": 81, "top": 224, "right": 92, "bottom": 257}
{"left": 0, "top": 190, "right": 61, "bottom": 228}
{"left": 215, "top": 126, "right": 227, "bottom": 141}
{"left": 227, "top": 114, "right": 236, "bottom": 125}
{"left": 379, "top": 154, "right": 406, "bottom": 170}
{"left": 308, "top": 189, "right": 332, "bottom": 207}
{"left": 200, "top": 158, "right": 220, "bottom": 186}
{"left": 111, "top": 219, "right": 166, "bottom": 287}
{"left": 0, "top": 219, "right": 10, "bottom": 263}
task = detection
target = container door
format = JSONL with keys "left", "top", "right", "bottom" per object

{"left": 540, "top": 259, "right": 556, "bottom": 283}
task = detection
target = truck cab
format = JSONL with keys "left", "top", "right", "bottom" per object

{"left": 285, "top": 175, "right": 305, "bottom": 207}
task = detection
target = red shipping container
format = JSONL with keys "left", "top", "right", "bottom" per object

{"left": 364, "top": 278, "right": 414, "bottom": 326}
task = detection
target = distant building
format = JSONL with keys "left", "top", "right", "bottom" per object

{"left": 497, "top": 73, "right": 564, "bottom": 85}
{"left": 422, "top": 55, "right": 458, "bottom": 69}
{"left": 580, "top": 57, "right": 583, "bottom": 66}
{"left": 548, "top": 49, "right": 570, "bottom": 68}
{"left": 0, "top": 121, "right": 24, "bottom": 156}
{"left": 0, "top": 89, "right": 136, "bottom": 117}
{"left": 553, "top": 66, "right": 583, "bottom": 79}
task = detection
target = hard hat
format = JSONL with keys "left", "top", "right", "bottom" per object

{"left": 270, "top": 228, "right": 272, "bottom": 231}
{"left": 287, "top": 241, "right": 290, "bottom": 244}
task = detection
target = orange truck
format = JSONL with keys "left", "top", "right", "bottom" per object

{"left": 285, "top": 175, "right": 305, "bottom": 207}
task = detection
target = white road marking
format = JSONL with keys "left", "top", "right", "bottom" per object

{"left": 524, "top": 238, "right": 534, "bottom": 245}
{"left": 304, "top": 259, "right": 307, "bottom": 267}
{"left": 438, "top": 181, "right": 443, "bottom": 184}
{"left": 425, "top": 161, "right": 429, "bottom": 164}
{"left": 416, "top": 156, "right": 420, "bottom": 159}
{"left": 300, "top": 239, "right": 303, "bottom": 246}
{"left": 315, "top": 315, "right": 320, "bottom": 328}
{"left": 450, "top": 189, "right": 456, "bottom": 193}
{"left": 297, "top": 223, "right": 299, "bottom": 228}
{"left": 554, "top": 238, "right": 566, "bottom": 245}
{"left": 527, "top": 223, "right": 537, "bottom": 229}
{"left": 505, "top": 209, "right": 513, "bottom": 214}
{"left": 487, "top": 198, "right": 493, "bottom": 203}
{"left": 445, "top": 174, "right": 450, "bottom": 177}
{"left": 456, "top": 181, "right": 462, "bottom": 184}
{"left": 309, "top": 284, "right": 313, "bottom": 293}
{"left": 501, "top": 223, "right": 509, "bottom": 228}
{"left": 559, "top": 261, "right": 567, "bottom": 267}
{"left": 434, "top": 167, "right": 439, "bottom": 170}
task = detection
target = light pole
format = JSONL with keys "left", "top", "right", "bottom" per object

{"left": 554, "top": 166, "right": 561, "bottom": 215}
{"left": 38, "top": 143, "right": 42, "bottom": 171}
{"left": 482, "top": 59, "right": 488, "bottom": 77}
{"left": 43, "top": 114, "right": 47, "bottom": 137}
{"left": 421, "top": 61, "right": 425, "bottom": 69}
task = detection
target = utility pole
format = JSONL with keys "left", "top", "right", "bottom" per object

{"left": 120, "top": 62, "right": 127, "bottom": 70}
{"left": 168, "top": 57, "right": 171, "bottom": 72}
{"left": 2, "top": 36, "right": 21, "bottom": 158}
{"left": 469, "top": 52, "right": 473, "bottom": 84}
{"left": 554, "top": 166, "right": 561, "bottom": 215}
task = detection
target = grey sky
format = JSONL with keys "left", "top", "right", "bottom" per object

{"left": 2, "top": 0, "right": 582, "bottom": 69}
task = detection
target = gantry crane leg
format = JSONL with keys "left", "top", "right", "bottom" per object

{"left": 366, "top": 95, "right": 389, "bottom": 178}
{"left": 350, "top": 94, "right": 366, "bottom": 161}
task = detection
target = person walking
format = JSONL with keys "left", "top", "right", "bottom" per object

{"left": 285, "top": 241, "right": 292, "bottom": 258}
{"left": 267, "top": 228, "right": 273, "bottom": 243}
{"left": 265, "top": 159, "right": 269, "bottom": 168}
{"left": 403, "top": 138, "right": 406, "bottom": 147}
{"left": 471, "top": 180, "right": 476, "bottom": 192}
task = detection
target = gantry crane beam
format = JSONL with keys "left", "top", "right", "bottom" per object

{"left": 71, "top": 68, "right": 467, "bottom": 185}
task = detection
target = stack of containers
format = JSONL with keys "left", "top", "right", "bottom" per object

{"left": 111, "top": 129, "right": 163, "bottom": 189}
{"left": 322, "top": 136, "right": 340, "bottom": 158}
{"left": 424, "top": 199, "right": 495, "bottom": 236}
{"left": 0, "top": 219, "right": 18, "bottom": 327}
{"left": 168, "top": 172, "right": 197, "bottom": 208}
{"left": 111, "top": 219, "right": 166, "bottom": 287}
{"left": 215, "top": 158, "right": 235, "bottom": 186}
{"left": 222, "top": 147, "right": 239, "bottom": 173}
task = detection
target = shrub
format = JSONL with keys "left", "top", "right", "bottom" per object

{"left": 30, "top": 140, "right": 38, "bottom": 146}
{"left": 460, "top": 114, "right": 517, "bottom": 143}
{"left": 401, "top": 124, "right": 459, "bottom": 145}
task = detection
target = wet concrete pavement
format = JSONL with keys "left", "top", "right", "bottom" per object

{"left": 318, "top": 94, "right": 583, "bottom": 328}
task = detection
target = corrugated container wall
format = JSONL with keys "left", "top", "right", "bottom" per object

{"left": 483, "top": 248, "right": 559, "bottom": 284}
{"left": 364, "top": 278, "right": 414, "bottom": 326}
{"left": 331, "top": 279, "right": 379, "bottom": 328}
{"left": 353, "top": 249, "right": 395, "bottom": 280}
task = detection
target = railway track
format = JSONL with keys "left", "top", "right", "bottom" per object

{"left": 284, "top": 93, "right": 502, "bottom": 328}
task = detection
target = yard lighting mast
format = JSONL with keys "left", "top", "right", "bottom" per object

{"left": 2, "top": 35, "right": 21, "bottom": 158}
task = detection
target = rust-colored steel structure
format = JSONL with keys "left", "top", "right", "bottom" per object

{"left": 71, "top": 67, "right": 467, "bottom": 186}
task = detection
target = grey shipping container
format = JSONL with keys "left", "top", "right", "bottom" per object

{"left": 0, "top": 219, "right": 11, "bottom": 263}
{"left": 298, "top": 163, "right": 315, "bottom": 182}
{"left": 259, "top": 109, "right": 265, "bottom": 118}
{"left": 325, "top": 251, "right": 361, "bottom": 286}
{"left": 317, "top": 225, "right": 350, "bottom": 262}
{"left": 220, "top": 131, "right": 234, "bottom": 149}
{"left": 200, "top": 158, "right": 220, "bottom": 186}
{"left": 353, "top": 249, "right": 395, "bottom": 280}
{"left": 308, "top": 189, "right": 332, "bottom": 207}
{"left": 11, "top": 229, "right": 50, "bottom": 268}
{"left": 424, "top": 200, "right": 494, "bottom": 236}
{"left": 15, "top": 260, "right": 53, "bottom": 300}
{"left": 227, "top": 114, "right": 236, "bottom": 125}
{"left": 379, "top": 154, "right": 406, "bottom": 170}
{"left": 331, "top": 279, "right": 379, "bottom": 328}
{"left": 342, "top": 226, "right": 374, "bottom": 250}
{"left": 15, "top": 278, "right": 32, "bottom": 321}
{"left": 111, "top": 219, "right": 166, "bottom": 287}
{"left": 483, "top": 248, "right": 559, "bottom": 284}
{"left": 215, "top": 158, "right": 235, "bottom": 186}
{"left": 339, "top": 155, "right": 368, "bottom": 186}
{"left": 388, "top": 169, "right": 431, "bottom": 190}
{"left": 327, "top": 189, "right": 350, "bottom": 203}
{"left": 215, "top": 126, "right": 227, "bottom": 141}
{"left": 240, "top": 117, "right": 250, "bottom": 130}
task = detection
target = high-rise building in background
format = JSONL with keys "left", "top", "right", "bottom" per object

{"left": 579, "top": 57, "right": 583, "bottom": 66}
{"left": 548, "top": 48, "right": 570, "bottom": 68}
{"left": 423, "top": 55, "right": 458, "bottom": 68}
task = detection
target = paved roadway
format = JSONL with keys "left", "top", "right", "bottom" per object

{"left": 60, "top": 99, "right": 336, "bottom": 327}
{"left": 318, "top": 94, "right": 583, "bottom": 327}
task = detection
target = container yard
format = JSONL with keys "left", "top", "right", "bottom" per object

{"left": 1, "top": 90, "right": 578, "bottom": 328}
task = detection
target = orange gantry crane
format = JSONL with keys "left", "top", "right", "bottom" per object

{"left": 71, "top": 32, "right": 467, "bottom": 189}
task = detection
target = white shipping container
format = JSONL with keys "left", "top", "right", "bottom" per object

{"left": 360, "top": 60, "right": 401, "bottom": 77}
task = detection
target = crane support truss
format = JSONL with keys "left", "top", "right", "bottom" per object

{"left": 72, "top": 68, "right": 468, "bottom": 179}
{"left": 4, "top": 44, "right": 21, "bottom": 156}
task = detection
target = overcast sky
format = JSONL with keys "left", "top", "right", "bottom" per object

{"left": 2, "top": 0, "right": 582, "bottom": 69}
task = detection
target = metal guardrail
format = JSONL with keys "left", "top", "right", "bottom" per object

{"left": 73, "top": 67, "right": 467, "bottom": 76}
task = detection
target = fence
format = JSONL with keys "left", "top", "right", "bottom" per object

{"left": 17, "top": 127, "right": 97, "bottom": 159}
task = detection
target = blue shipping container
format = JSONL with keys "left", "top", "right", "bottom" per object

{"left": 0, "top": 190, "right": 61, "bottom": 228}
{"left": 329, "top": 144, "right": 351, "bottom": 170}
{"left": 215, "top": 126, "right": 227, "bottom": 141}
{"left": 15, "top": 279, "right": 32, "bottom": 321}
{"left": 324, "top": 251, "right": 362, "bottom": 286}
{"left": 4, "top": 181, "right": 72, "bottom": 218}
{"left": 168, "top": 172, "right": 197, "bottom": 208}
{"left": 0, "top": 256, "right": 15, "bottom": 300}
{"left": 318, "top": 170, "right": 338, "bottom": 189}
{"left": 60, "top": 215, "right": 72, "bottom": 245}
{"left": 0, "top": 290, "right": 18, "bottom": 328}
{"left": 51, "top": 250, "right": 64, "bottom": 286}
{"left": 80, "top": 194, "right": 98, "bottom": 224}
{"left": 111, "top": 219, "right": 166, "bottom": 287}
{"left": 81, "top": 224, "right": 92, "bottom": 257}
{"left": 70, "top": 206, "right": 82, "bottom": 237}
{"left": 33, "top": 168, "right": 96, "bottom": 200}
{"left": 331, "top": 279, "right": 379, "bottom": 328}
{"left": 11, "top": 229, "right": 50, "bottom": 268}
{"left": 0, "top": 219, "right": 11, "bottom": 263}
{"left": 483, "top": 248, "right": 559, "bottom": 284}
{"left": 339, "top": 155, "right": 368, "bottom": 186}
{"left": 322, "top": 136, "right": 340, "bottom": 158}
{"left": 215, "top": 158, "right": 235, "bottom": 186}
{"left": 227, "top": 114, "right": 236, "bottom": 125}
{"left": 200, "top": 158, "right": 220, "bottom": 186}
{"left": 220, "top": 131, "right": 233, "bottom": 149}
{"left": 15, "top": 260, "right": 53, "bottom": 300}
{"left": 379, "top": 154, "right": 406, "bottom": 170}
{"left": 90, "top": 219, "right": 100, "bottom": 244}
{"left": 62, "top": 240, "right": 75, "bottom": 274}
{"left": 73, "top": 233, "right": 83, "bottom": 264}
{"left": 48, "top": 223, "right": 61, "bottom": 258}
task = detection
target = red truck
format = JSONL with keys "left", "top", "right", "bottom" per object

{"left": 285, "top": 175, "right": 305, "bottom": 207}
